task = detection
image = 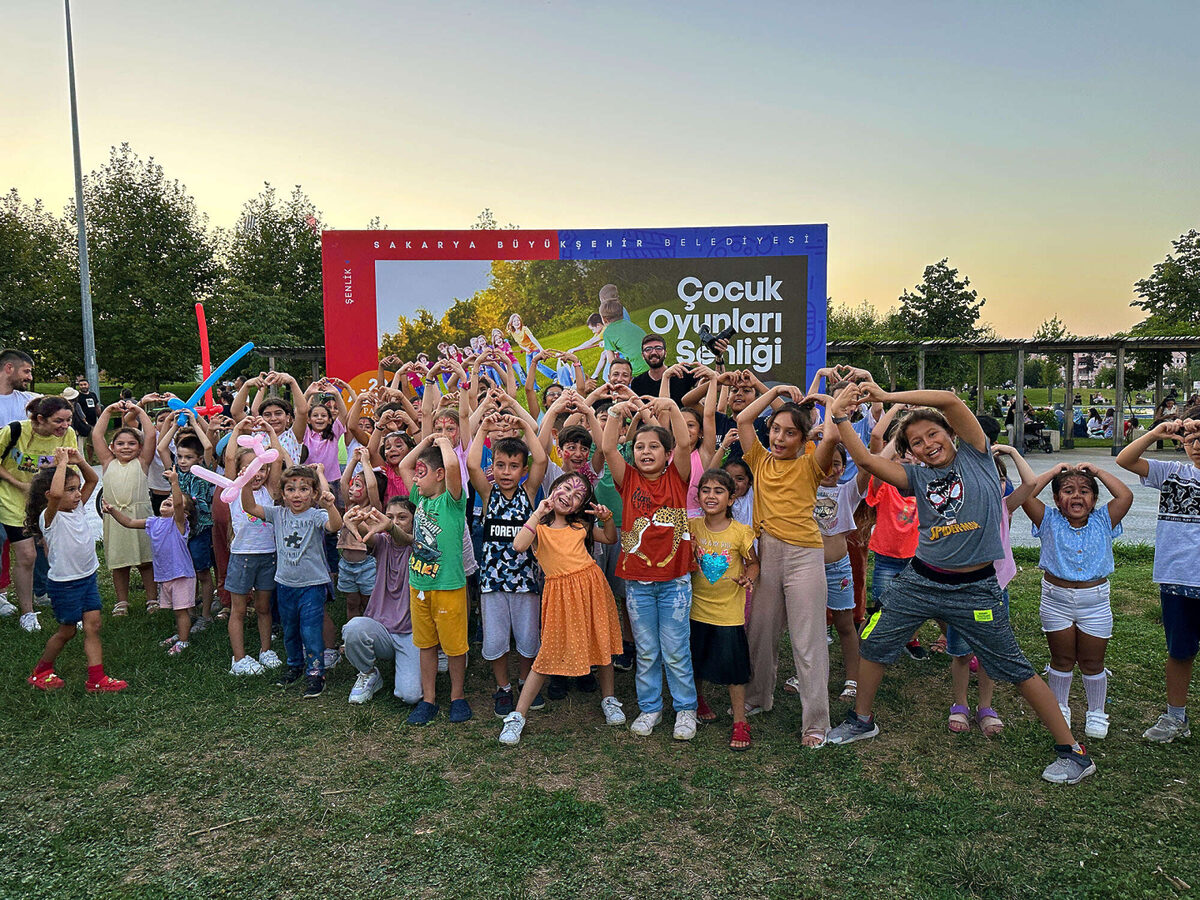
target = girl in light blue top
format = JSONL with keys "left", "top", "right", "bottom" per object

{"left": 1021, "top": 462, "right": 1133, "bottom": 741}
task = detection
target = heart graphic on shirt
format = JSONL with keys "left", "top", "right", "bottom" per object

{"left": 699, "top": 552, "right": 730, "bottom": 585}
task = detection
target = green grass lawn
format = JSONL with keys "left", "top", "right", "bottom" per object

{"left": 1, "top": 546, "right": 1197, "bottom": 899}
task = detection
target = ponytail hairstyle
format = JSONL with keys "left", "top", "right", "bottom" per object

{"left": 24, "top": 466, "right": 79, "bottom": 538}
{"left": 27, "top": 395, "right": 71, "bottom": 425}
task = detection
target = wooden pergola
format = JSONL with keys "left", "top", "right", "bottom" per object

{"left": 827, "top": 336, "right": 1200, "bottom": 455}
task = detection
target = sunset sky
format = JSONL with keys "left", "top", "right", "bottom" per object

{"left": 4, "top": 1, "right": 1197, "bottom": 336}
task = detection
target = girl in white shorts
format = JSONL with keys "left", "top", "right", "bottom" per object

{"left": 1021, "top": 463, "right": 1133, "bottom": 740}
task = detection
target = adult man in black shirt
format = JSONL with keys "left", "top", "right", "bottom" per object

{"left": 74, "top": 375, "right": 100, "bottom": 428}
{"left": 630, "top": 333, "right": 730, "bottom": 406}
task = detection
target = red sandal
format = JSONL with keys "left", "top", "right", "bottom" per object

{"left": 697, "top": 695, "right": 718, "bottom": 723}
{"left": 730, "top": 720, "right": 751, "bottom": 752}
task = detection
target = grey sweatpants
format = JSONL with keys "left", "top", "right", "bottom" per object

{"left": 341, "top": 616, "right": 422, "bottom": 703}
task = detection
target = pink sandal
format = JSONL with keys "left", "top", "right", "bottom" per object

{"left": 976, "top": 707, "right": 1004, "bottom": 738}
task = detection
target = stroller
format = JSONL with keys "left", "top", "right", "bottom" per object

{"left": 1022, "top": 421, "right": 1054, "bottom": 454}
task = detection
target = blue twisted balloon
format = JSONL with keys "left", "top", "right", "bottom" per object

{"left": 169, "top": 341, "right": 255, "bottom": 424}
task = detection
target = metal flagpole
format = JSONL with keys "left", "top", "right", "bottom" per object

{"left": 65, "top": 0, "right": 99, "bottom": 391}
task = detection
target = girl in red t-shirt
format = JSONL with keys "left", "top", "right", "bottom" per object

{"left": 602, "top": 397, "right": 699, "bottom": 741}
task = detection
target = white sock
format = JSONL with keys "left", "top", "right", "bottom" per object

{"left": 1047, "top": 668, "right": 1073, "bottom": 707}
{"left": 1082, "top": 671, "right": 1107, "bottom": 713}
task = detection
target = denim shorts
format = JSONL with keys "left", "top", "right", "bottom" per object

{"left": 1161, "top": 584, "right": 1200, "bottom": 661}
{"left": 188, "top": 527, "right": 213, "bottom": 572}
{"left": 338, "top": 555, "right": 378, "bottom": 594}
{"left": 825, "top": 555, "right": 855, "bottom": 611}
{"left": 870, "top": 552, "right": 910, "bottom": 609}
{"left": 225, "top": 552, "right": 277, "bottom": 594}
{"left": 49, "top": 572, "right": 103, "bottom": 624}
{"left": 860, "top": 560, "right": 1036, "bottom": 684}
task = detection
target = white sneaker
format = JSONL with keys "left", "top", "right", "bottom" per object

{"left": 229, "top": 655, "right": 265, "bottom": 676}
{"left": 826, "top": 628, "right": 833, "bottom": 645}
{"left": 33, "top": 593, "right": 51, "bottom": 608}
{"left": 19, "top": 611, "right": 41, "bottom": 632}
{"left": 0, "top": 594, "right": 17, "bottom": 617}
{"left": 437, "top": 650, "right": 449, "bottom": 673}
{"left": 1084, "top": 710, "right": 1110, "bottom": 739}
{"left": 499, "top": 711, "right": 526, "bottom": 745}
{"left": 601, "top": 695, "right": 626, "bottom": 725}
{"left": 1059, "top": 704, "right": 1072, "bottom": 729}
{"left": 323, "top": 648, "right": 340, "bottom": 670}
{"left": 189, "top": 616, "right": 211, "bottom": 635}
{"left": 258, "top": 649, "right": 283, "bottom": 669}
{"left": 630, "top": 711, "right": 662, "bottom": 736}
{"left": 349, "top": 668, "right": 383, "bottom": 705}
{"left": 674, "top": 709, "right": 698, "bottom": 741}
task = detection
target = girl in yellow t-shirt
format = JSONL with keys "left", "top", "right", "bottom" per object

{"left": 689, "top": 469, "right": 758, "bottom": 751}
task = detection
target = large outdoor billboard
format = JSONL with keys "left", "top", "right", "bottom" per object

{"left": 321, "top": 225, "right": 827, "bottom": 393}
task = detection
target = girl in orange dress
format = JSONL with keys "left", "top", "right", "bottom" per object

{"left": 498, "top": 472, "right": 626, "bottom": 745}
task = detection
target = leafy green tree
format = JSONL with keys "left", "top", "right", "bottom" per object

{"left": 222, "top": 183, "right": 325, "bottom": 353}
{"left": 897, "top": 259, "right": 985, "bottom": 388}
{"left": 0, "top": 189, "right": 78, "bottom": 379}
{"left": 73, "top": 144, "right": 219, "bottom": 389}
{"left": 1132, "top": 229, "right": 1200, "bottom": 333}
{"left": 1033, "top": 315, "right": 1071, "bottom": 402}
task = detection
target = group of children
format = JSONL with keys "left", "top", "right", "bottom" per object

{"left": 7, "top": 316, "right": 1199, "bottom": 785}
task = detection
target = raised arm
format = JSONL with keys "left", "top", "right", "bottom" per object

{"left": 66, "top": 447, "right": 99, "bottom": 505}
{"left": 466, "top": 416, "right": 494, "bottom": 500}
{"left": 230, "top": 376, "right": 261, "bottom": 423}
{"left": 736, "top": 384, "right": 795, "bottom": 455}
{"left": 131, "top": 404, "right": 157, "bottom": 470}
{"left": 1115, "top": 419, "right": 1177, "bottom": 478}
{"left": 164, "top": 467, "right": 189, "bottom": 535}
{"left": 655, "top": 398, "right": 692, "bottom": 482}
{"left": 992, "top": 443, "right": 1038, "bottom": 512}
{"left": 436, "top": 436, "right": 461, "bottom": 501}
{"left": 1090, "top": 462, "right": 1134, "bottom": 526}
{"left": 156, "top": 418, "right": 180, "bottom": 469}
{"left": 507, "top": 397, "right": 548, "bottom": 495}
{"left": 1020, "top": 464, "right": 1059, "bottom": 529}
{"left": 863, "top": 385, "right": 987, "bottom": 453}
{"left": 91, "top": 401, "right": 125, "bottom": 466}
{"left": 345, "top": 391, "right": 372, "bottom": 448}
{"left": 42, "top": 448, "right": 75, "bottom": 528}
{"left": 239, "top": 476, "right": 266, "bottom": 521}
{"left": 830, "top": 388, "right": 909, "bottom": 491}
{"left": 601, "top": 401, "right": 631, "bottom": 488}
{"left": 399, "top": 434, "right": 433, "bottom": 488}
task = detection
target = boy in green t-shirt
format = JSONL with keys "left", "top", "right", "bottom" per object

{"left": 599, "top": 288, "right": 649, "bottom": 377}
{"left": 399, "top": 435, "right": 470, "bottom": 725}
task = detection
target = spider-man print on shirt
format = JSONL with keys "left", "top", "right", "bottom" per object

{"left": 924, "top": 470, "right": 965, "bottom": 524}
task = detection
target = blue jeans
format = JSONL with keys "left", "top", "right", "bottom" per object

{"left": 276, "top": 582, "right": 327, "bottom": 676}
{"left": 626, "top": 576, "right": 697, "bottom": 714}
{"left": 870, "top": 552, "right": 910, "bottom": 609}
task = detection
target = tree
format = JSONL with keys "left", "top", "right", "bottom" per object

{"left": 897, "top": 259, "right": 985, "bottom": 388}
{"left": 0, "top": 189, "right": 78, "bottom": 379}
{"left": 1033, "top": 315, "right": 1071, "bottom": 403}
{"left": 220, "top": 183, "right": 325, "bottom": 356}
{"left": 73, "top": 145, "right": 219, "bottom": 388}
{"left": 1132, "top": 229, "right": 1200, "bottom": 333}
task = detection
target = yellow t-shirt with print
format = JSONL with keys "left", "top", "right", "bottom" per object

{"left": 688, "top": 517, "right": 755, "bottom": 627}
{"left": 0, "top": 422, "right": 78, "bottom": 526}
